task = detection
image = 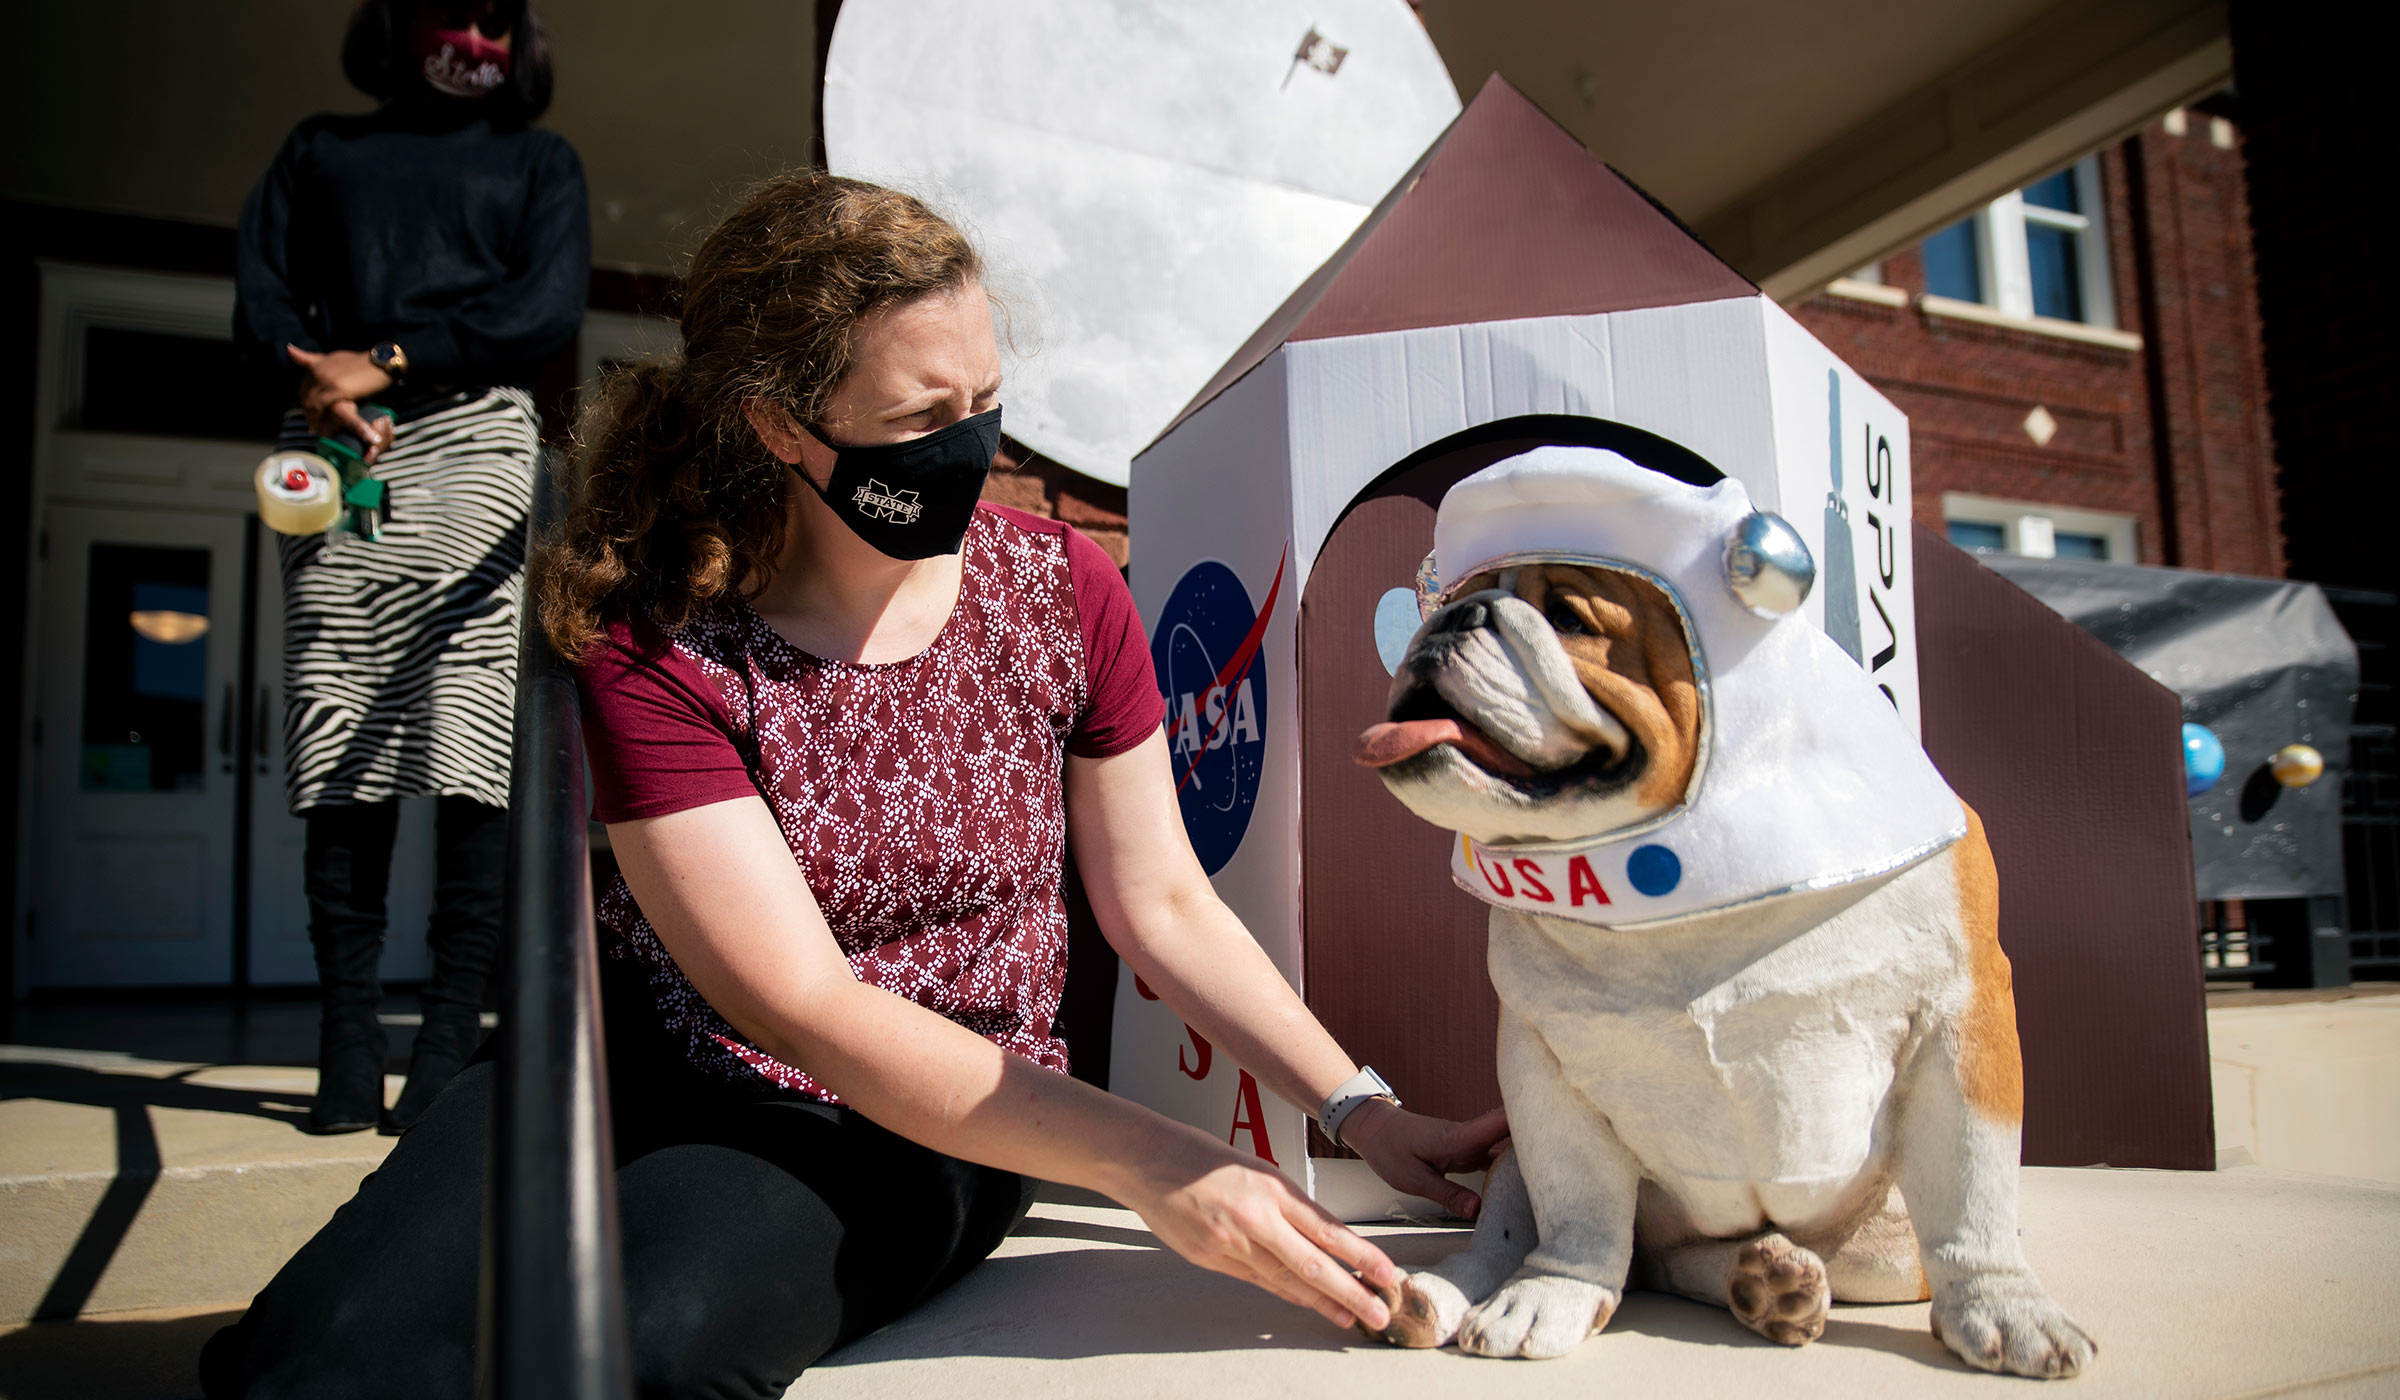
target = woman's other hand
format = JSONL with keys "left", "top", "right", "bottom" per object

{"left": 1338, "top": 1103, "right": 1510, "bottom": 1220}
{"left": 287, "top": 345, "right": 396, "bottom": 463}
{"left": 1108, "top": 1117, "right": 1402, "bottom": 1332}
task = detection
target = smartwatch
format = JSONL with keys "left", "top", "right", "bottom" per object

{"left": 1318, "top": 1066, "right": 1401, "bottom": 1148}
{"left": 367, "top": 341, "right": 410, "bottom": 380}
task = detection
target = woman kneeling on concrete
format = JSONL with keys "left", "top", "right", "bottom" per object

{"left": 200, "top": 172, "right": 1507, "bottom": 1397}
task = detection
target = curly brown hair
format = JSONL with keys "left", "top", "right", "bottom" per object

{"left": 535, "top": 170, "right": 984, "bottom": 659}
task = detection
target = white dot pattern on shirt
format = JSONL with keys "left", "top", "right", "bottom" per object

{"left": 597, "top": 513, "right": 1090, "bottom": 1102}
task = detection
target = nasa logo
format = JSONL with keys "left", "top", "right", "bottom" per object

{"left": 1150, "top": 551, "right": 1286, "bottom": 875}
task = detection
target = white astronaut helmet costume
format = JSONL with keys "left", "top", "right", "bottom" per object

{"left": 1428, "top": 445, "right": 1966, "bottom": 927}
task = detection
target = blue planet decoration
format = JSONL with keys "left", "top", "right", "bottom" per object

{"left": 1626, "top": 844, "right": 1682, "bottom": 898}
{"left": 2181, "top": 723, "right": 2225, "bottom": 798}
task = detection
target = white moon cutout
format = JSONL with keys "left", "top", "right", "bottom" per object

{"left": 823, "top": 0, "right": 1460, "bottom": 487}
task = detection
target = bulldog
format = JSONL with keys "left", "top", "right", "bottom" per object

{"left": 1351, "top": 447, "right": 2094, "bottom": 1378}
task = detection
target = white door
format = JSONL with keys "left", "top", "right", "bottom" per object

{"left": 27, "top": 507, "right": 439, "bottom": 989}
{"left": 244, "top": 535, "right": 437, "bottom": 987}
{"left": 31, "top": 507, "right": 246, "bottom": 985}
{"left": 18, "top": 264, "right": 451, "bottom": 993}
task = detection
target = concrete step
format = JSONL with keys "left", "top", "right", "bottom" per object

{"left": 0, "top": 1047, "right": 396, "bottom": 1326}
{"left": 2207, "top": 988, "right": 2400, "bottom": 1183}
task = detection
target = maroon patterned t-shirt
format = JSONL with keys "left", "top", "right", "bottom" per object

{"left": 576, "top": 505, "right": 1162, "bottom": 1102}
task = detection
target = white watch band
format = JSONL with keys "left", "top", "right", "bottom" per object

{"left": 1318, "top": 1066, "right": 1400, "bottom": 1148}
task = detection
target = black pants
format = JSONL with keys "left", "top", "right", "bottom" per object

{"left": 303, "top": 796, "right": 507, "bottom": 1127}
{"left": 199, "top": 1054, "right": 1034, "bottom": 1399}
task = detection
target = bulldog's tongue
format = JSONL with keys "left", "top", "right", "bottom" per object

{"left": 1354, "top": 719, "right": 1534, "bottom": 777}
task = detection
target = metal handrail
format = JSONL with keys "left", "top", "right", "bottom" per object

{"left": 481, "top": 456, "right": 632, "bottom": 1399}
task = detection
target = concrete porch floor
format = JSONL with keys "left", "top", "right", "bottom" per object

{"left": 804, "top": 1165, "right": 2400, "bottom": 1400}
{"left": 2, "top": 984, "right": 2394, "bottom": 1399}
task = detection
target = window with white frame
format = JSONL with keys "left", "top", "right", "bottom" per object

{"left": 1942, "top": 493, "right": 2136, "bottom": 562}
{"left": 1919, "top": 157, "right": 2116, "bottom": 328}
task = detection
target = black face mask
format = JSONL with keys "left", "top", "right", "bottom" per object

{"left": 794, "top": 407, "right": 1003, "bottom": 561}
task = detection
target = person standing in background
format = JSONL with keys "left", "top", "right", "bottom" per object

{"left": 233, "top": 0, "right": 588, "bottom": 1134}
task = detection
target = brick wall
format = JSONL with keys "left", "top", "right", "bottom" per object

{"left": 982, "top": 442, "right": 1131, "bottom": 567}
{"left": 1789, "top": 120, "right": 2284, "bottom": 577}
{"left": 2124, "top": 113, "right": 2286, "bottom": 577}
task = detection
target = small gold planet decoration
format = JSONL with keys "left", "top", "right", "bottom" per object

{"left": 2269, "top": 743, "right": 2324, "bottom": 788}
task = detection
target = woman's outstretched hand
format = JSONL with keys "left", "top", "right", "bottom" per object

{"left": 1109, "top": 1119, "right": 1401, "bottom": 1332}
{"left": 1338, "top": 1103, "right": 1510, "bottom": 1220}
{"left": 286, "top": 345, "right": 395, "bottom": 463}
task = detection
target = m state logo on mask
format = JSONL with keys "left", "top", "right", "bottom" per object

{"left": 851, "top": 479, "right": 923, "bottom": 523}
{"left": 1151, "top": 551, "right": 1285, "bottom": 875}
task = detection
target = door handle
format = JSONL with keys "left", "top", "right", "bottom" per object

{"left": 219, "top": 683, "right": 235, "bottom": 771}
{"left": 255, "top": 688, "right": 272, "bottom": 773}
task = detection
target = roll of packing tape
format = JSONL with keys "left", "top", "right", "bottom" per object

{"left": 257, "top": 451, "right": 341, "bottom": 535}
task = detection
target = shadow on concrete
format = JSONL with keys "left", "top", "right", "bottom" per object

{"left": 1000, "top": 1213, "right": 1161, "bottom": 1251}
{"left": 823, "top": 1227, "right": 1974, "bottom": 1375}
{"left": 5, "top": 992, "right": 424, "bottom": 1072}
{"left": 1597, "top": 1291, "right": 1966, "bottom": 1370}
{"left": 1366, "top": 1226, "right": 1963, "bottom": 1367}
{"left": 0, "top": 1060, "right": 315, "bottom": 1130}
{"left": 1815, "top": 1312, "right": 1964, "bottom": 1368}
{"left": 1, "top": 1062, "right": 315, "bottom": 1322}
{"left": 0, "top": 1306, "right": 234, "bottom": 1400}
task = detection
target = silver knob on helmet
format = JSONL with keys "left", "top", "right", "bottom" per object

{"left": 1724, "top": 511, "right": 1815, "bottom": 619}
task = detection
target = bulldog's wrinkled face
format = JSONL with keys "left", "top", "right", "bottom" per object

{"left": 1356, "top": 563, "right": 1703, "bottom": 845}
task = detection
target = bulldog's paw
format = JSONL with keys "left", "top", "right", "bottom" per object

{"left": 1930, "top": 1273, "right": 2097, "bottom": 1378}
{"left": 1727, "top": 1233, "right": 1831, "bottom": 1346}
{"left": 1358, "top": 1271, "right": 1472, "bottom": 1349}
{"left": 1456, "top": 1271, "right": 1618, "bottom": 1359}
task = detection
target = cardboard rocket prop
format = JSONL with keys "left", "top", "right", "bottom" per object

{"left": 1112, "top": 75, "right": 1925, "bottom": 1219}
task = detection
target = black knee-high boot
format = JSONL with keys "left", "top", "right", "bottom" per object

{"left": 301, "top": 801, "right": 402, "bottom": 1134}
{"left": 386, "top": 796, "right": 508, "bottom": 1133}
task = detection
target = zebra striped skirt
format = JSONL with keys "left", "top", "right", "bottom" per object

{"left": 276, "top": 387, "right": 537, "bottom": 814}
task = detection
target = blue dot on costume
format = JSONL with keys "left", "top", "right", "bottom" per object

{"left": 1627, "top": 844, "right": 1681, "bottom": 897}
{"left": 2181, "top": 722, "right": 2225, "bottom": 798}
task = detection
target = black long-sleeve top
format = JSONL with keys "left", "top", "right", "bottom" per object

{"left": 235, "top": 101, "right": 589, "bottom": 389}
